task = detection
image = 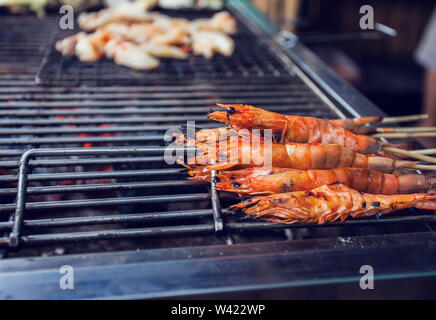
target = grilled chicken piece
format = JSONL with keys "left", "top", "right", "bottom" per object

{"left": 105, "top": 39, "right": 159, "bottom": 70}
{"left": 190, "top": 11, "right": 237, "bottom": 35}
{"left": 78, "top": 2, "right": 160, "bottom": 30}
{"left": 55, "top": 31, "right": 108, "bottom": 62}
{"left": 55, "top": 33, "right": 80, "bottom": 57}
{"left": 56, "top": 9, "right": 237, "bottom": 67}
{"left": 75, "top": 30, "right": 108, "bottom": 62}
{"left": 140, "top": 43, "right": 188, "bottom": 59}
{"left": 94, "top": 18, "right": 190, "bottom": 45}
{"left": 191, "top": 31, "right": 234, "bottom": 59}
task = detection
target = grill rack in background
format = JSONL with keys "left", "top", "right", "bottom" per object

{"left": 0, "top": 7, "right": 435, "bottom": 257}
{"left": 36, "top": 9, "right": 293, "bottom": 86}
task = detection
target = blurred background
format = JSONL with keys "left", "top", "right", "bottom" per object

{"left": 252, "top": 0, "right": 436, "bottom": 123}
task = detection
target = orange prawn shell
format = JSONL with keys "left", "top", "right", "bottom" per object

{"left": 231, "top": 183, "right": 436, "bottom": 225}
{"left": 209, "top": 104, "right": 382, "bottom": 154}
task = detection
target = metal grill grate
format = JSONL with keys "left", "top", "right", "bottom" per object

{"left": 0, "top": 16, "right": 54, "bottom": 75}
{"left": 36, "top": 10, "right": 294, "bottom": 86}
{"left": 0, "top": 10, "right": 434, "bottom": 258}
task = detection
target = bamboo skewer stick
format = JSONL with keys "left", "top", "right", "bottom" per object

{"left": 383, "top": 146, "right": 436, "bottom": 164}
{"left": 375, "top": 126, "right": 436, "bottom": 133}
{"left": 409, "top": 148, "right": 436, "bottom": 155}
{"left": 373, "top": 132, "right": 436, "bottom": 139}
{"left": 406, "top": 164, "right": 436, "bottom": 171}
{"left": 380, "top": 114, "right": 428, "bottom": 124}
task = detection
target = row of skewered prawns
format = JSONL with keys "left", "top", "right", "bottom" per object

{"left": 176, "top": 127, "right": 415, "bottom": 173}
{"left": 56, "top": 2, "right": 237, "bottom": 70}
{"left": 175, "top": 104, "right": 436, "bottom": 224}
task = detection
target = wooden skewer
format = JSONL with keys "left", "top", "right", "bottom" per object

{"left": 409, "top": 148, "right": 436, "bottom": 155}
{"left": 383, "top": 146, "right": 436, "bottom": 164}
{"left": 376, "top": 126, "right": 436, "bottom": 133}
{"left": 373, "top": 132, "right": 436, "bottom": 139}
{"left": 380, "top": 114, "right": 428, "bottom": 124}
{"left": 406, "top": 164, "right": 436, "bottom": 171}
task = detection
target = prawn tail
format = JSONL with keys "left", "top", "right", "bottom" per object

{"left": 393, "top": 160, "right": 421, "bottom": 169}
{"left": 366, "top": 157, "right": 419, "bottom": 173}
{"left": 352, "top": 116, "right": 383, "bottom": 126}
{"left": 381, "top": 141, "right": 417, "bottom": 151}
{"left": 352, "top": 126, "right": 378, "bottom": 135}
{"left": 330, "top": 116, "right": 382, "bottom": 133}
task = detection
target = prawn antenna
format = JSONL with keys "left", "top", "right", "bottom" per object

{"left": 226, "top": 106, "right": 237, "bottom": 131}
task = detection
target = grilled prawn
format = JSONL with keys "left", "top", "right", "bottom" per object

{"left": 230, "top": 183, "right": 436, "bottom": 224}
{"left": 176, "top": 128, "right": 416, "bottom": 173}
{"left": 209, "top": 104, "right": 383, "bottom": 154}
{"left": 189, "top": 167, "right": 435, "bottom": 196}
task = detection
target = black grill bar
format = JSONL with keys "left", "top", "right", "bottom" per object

{"left": 0, "top": 98, "right": 322, "bottom": 109}
{"left": 0, "top": 124, "right": 217, "bottom": 135}
{"left": 0, "top": 116, "right": 209, "bottom": 126}
{"left": 0, "top": 209, "right": 215, "bottom": 231}
{"left": 0, "top": 156, "right": 166, "bottom": 169}
{"left": 0, "top": 209, "right": 433, "bottom": 232}
{"left": 2, "top": 193, "right": 211, "bottom": 214}
{"left": 0, "top": 123, "right": 215, "bottom": 135}
{"left": 0, "top": 105, "right": 328, "bottom": 116}
{"left": 0, "top": 135, "right": 165, "bottom": 145}
{"left": 0, "top": 167, "right": 184, "bottom": 183}
{"left": 0, "top": 147, "right": 173, "bottom": 158}
{"left": 3, "top": 214, "right": 436, "bottom": 247}
{"left": 0, "top": 81, "right": 37, "bottom": 87}
{"left": 0, "top": 83, "right": 306, "bottom": 93}
{"left": 0, "top": 88, "right": 313, "bottom": 100}
{"left": 211, "top": 170, "right": 224, "bottom": 235}
{"left": 4, "top": 224, "right": 216, "bottom": 246}
{"left": 0, "top": 180, "right": 203, "bottom": 196}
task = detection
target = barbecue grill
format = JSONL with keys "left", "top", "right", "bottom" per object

{"left": 1, "top": 0, "right": 436, "bottom": 299}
